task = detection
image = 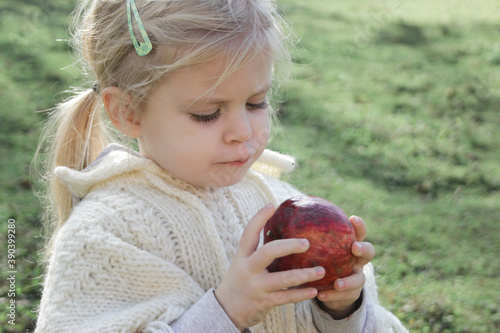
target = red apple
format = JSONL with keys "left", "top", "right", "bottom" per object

{"left": 264, "top": 196, "right": 356, "bottom": 291}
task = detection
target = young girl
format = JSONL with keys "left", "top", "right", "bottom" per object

{"left": 35, "top": 0, "right": 408, "bottom": 332}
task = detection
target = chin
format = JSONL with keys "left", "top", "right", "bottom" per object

{"left": 204, "top": 166, "right": 251, "bottom": 188}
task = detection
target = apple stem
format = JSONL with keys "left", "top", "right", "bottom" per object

{"left": 266, "top": 230, "right": 280, "bottom": 240}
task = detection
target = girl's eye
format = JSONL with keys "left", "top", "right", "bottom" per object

{"left": 190, "top": 110, "right": 221, "bottom": 123}
{"left": 189, "top": 101, "right": 268, "bottom": 123}
{"left": 247, "top": 101, "right": 269, "bottom": 111}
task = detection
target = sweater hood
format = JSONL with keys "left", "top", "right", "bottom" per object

{"left": 54, "top": 144, "right": 154, "bottom": 199}
{"left": 55, "top": 144, "right": 296, "bottom": 199}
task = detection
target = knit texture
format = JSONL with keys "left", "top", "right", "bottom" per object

{"left": 35, "top": 144, "right": 408, "bottom": 332}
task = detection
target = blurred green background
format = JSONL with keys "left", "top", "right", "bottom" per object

{"left": 1, "top": 0, "right": 499, "bottom": 332}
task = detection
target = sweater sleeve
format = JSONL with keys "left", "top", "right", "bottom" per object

{"left": 168, "top": 289, "right": 249, "bottom": 333}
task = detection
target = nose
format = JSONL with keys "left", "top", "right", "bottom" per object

{"left": 223, "top": 109, "right": 252, "bottom": 144}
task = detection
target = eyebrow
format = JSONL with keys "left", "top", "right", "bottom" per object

{"left": 186, "top": 83, "right": 272, "bottom": 106}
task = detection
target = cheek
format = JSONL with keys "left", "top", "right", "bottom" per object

{"left": 141, "top": 117, "right": 193, "bottom": 159}
{"left": 166, "top": 123, "right": 219, "bottom": 162}
{"left": 252, "top": 112, "right": 271, "bottom": 148}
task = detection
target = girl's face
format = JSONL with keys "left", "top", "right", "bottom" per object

{"left": 136, "top": 53, "right": 273, "bottom": 187}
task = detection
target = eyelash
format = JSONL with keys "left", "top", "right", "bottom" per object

{"left": 190, "top": 101, "right": 269, "bottom": 123}
{"left": 190, "top": 110, "right": 221, "bottom": 123}
{"left": 247, "top": 101, "right": 269, "bottom": 111}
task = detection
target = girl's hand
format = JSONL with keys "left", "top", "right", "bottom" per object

{"left": 316, "top": 216, "right": 376, "bottom": 319}
{"left": 215, "top": 204, "right": 325, "bottom": 331}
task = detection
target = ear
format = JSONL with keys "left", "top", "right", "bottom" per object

{"left": 102, "top": 86, "right": 142, "bottom": 138}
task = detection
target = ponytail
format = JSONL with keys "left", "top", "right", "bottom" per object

{"left": 35, "top": 88, "right": 112, "bottom": 237}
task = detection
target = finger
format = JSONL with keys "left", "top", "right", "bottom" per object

{"left": 316, "top": 269, "right": 365, "bottom": 301}
{"left": 351, "top": 241, "right": 376, "bottom": 267}
{"left": 349, "top": 215, "right": 366, "bottom": 242}
{"left": 317, "top": 286, "right": 362, "bottom": 303}
{"left": 236, "top": 204, "right": 275, "bottom": 258}
{"left": 333, "top": 268, "right": 365, "bottom": 291}
{"left": 264, "top": 266, "right": 325, "bottom": 291}
{"left": 248, "top": 238, "right": 309, "bottom": 270}
{"left": 268, "top": 287, "right": 318, "bottom": 306}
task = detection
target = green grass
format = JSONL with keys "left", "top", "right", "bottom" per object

{"left": 0, "top": 1, "right": 77, "bottom": 331}
{"left": 1, "top": 0, "right": 499, "bottom": 332}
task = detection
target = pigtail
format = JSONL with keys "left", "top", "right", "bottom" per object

{"left": 35, "top": 88, "right": 111, "bottom": 239}
{"left": 52, "top": 89, "right": 110, "bottom": 224}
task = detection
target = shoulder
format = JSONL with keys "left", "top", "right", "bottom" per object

{"left": 51, "top": 179, "right": 191, "bottom": 266}
{"left": 54, "top": 144, "right": 158, "bottom": 199}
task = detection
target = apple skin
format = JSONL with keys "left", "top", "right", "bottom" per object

{"left": 264, "top": 196, "right": 356, "bottom": 291}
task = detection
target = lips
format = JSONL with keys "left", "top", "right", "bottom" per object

{"left": 221, "top": 156, "right": 251, "bottom": 166}
{"left": 218, "top": 152, "right": 252, "bottom": 166}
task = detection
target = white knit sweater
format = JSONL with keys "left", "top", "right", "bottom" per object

{"left": 35, "top": 144, "right": 408, "bottom": 333}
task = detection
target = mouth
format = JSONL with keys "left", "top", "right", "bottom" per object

{"left": 220, "top": 156, "right": 251, "bottom": 167}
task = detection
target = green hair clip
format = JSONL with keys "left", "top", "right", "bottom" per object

{"left": 127, "top": 0, "right": 153, "bottom": 56}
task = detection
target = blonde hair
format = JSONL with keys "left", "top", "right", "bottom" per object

{"left": 35, "top": 0, "right": 293, "bottom": 240}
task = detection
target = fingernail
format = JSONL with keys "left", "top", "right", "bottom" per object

{"left": 265, "top": 203, "right": 274, "bottom": 209}
{"left": 300, "top": 238, "right": 309, "bottom": 248}
{"left": 315, "top": 266, "right": 325, "bottom": 277}
{"left": 310, "top": 288, "right": 318, "bottom": 297}
{"left": 337, "top": 279, "right": 345, "bottom": 289}
{"left": 356, "top": 242, "right": 363, "bottom": 252}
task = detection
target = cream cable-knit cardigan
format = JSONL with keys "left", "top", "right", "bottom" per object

{"left": 35, "top": 144, "right": 408, "bottom": 333}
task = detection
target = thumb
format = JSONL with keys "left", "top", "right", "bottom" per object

{"left": 236, "top": 203, "right": 275, "bottom": 258}
{"left": 350, "top": 215, "right": 367, "bottom": 242}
